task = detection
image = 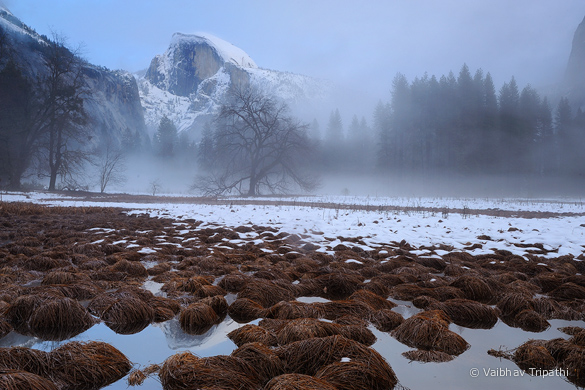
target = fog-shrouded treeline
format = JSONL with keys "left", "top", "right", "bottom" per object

{"left": 312, "top": 64, "right": 584, "bottom": 181}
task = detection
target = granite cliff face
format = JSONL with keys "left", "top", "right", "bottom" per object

{"left": 137, "top": 33, "right": 329, "bottom": 138}
{"left": 0, "top": 5, "right": 147, "bottom": 148}
{"left": 564, "top": 16, "right": 585, "bottom": 109}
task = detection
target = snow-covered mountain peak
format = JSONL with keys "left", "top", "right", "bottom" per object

{"left": 170, "top": 32, "right": 257, "bottom": 69}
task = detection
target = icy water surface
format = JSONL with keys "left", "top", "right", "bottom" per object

{"left": 2, "top": 311, "right": 584, "bottom": 390}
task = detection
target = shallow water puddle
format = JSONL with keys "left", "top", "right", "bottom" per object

{"left": 2, "top": 313, "right": 583, "bottom": 390}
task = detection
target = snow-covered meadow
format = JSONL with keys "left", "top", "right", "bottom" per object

{"left": 3, "top": 191, "right": 584, "bottom": 260}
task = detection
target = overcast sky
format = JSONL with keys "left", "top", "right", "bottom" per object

{"left": 4, "top": 0, "right": 585, "bottom": 109}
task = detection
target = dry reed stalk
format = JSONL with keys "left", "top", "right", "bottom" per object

{"left": 228, "top": 324, "right": 278, "bottom": 347}
{"left": 315, "top": 360, "right": 398, "bottom": 390}
{"left": 264, "top": 373, "right": 337, "bottom": 390}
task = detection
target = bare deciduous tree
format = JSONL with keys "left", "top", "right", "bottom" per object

{"left": 194, "top": 87, "right": 318, "bottom": 196}
{"left": 95, "top": 139, "right": 126, "bottom": 193}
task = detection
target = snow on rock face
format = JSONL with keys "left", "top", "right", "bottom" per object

{"left": 172, "top": 33, "right": 257, "bottom": 69}
{"left": 139, "top": 32, "right": 330, "bottom": 139}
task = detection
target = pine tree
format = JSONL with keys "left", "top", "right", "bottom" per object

{"left": 154, "top": 115, "right": 178, "bottom": 158}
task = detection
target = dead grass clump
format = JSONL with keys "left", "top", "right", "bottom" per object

{"left": 127, "top": 369, "right": 147, "bottom": 386}
{"left": 218, "top": 273, "right": 250, "bottom": 292}
{"left": 265, "top": 301, "right": 322, "bottom": 320}
{"left": 159, "top": 352, "right": 260, "bottom": 390}
{"left": 0, "top": 319, "right": 12, "bottom": 338}
{"left": 320, "top": 300, "right": 371, "bottom": 321}
{"left": 370, "top": 309, "right": 405, "bottom": 332}
{"left": 27, "top": 297, "right": 96, "bottom": 340}
{"left": 389, "top": 284, "right": 437, "bottom": 301}
{"left": 238, "top": 280, "right": 295, "bottom": 308}
{"left": 532, "top": 273, "right": 564, "bottom": 293}
{"left": 349, "top": 290, "right": 396, "bottom": 311}
{"left": 22, "top": 255, "right": 69, "bottom": 272}
{"left": 228, "top": 324, "right": 278, "bottom": 347}
{"left": 41, "top": 271, "right": 90, "bottom": 285}
{"left": 512, "top": 310, "right": 551, "bottom": 333}
{"left": 549, "top": 282, "right": 585, "bottom": 300}
{"left": 496, "top": 293, "right": 534, "bottom": 319}
{"left": 199, "top": 295, "right": 229, "bottom": 317}
{"left": 228, "top": 298, "right": 266, "bottom": 323}
{"left": 361, "top": 280, "right": 390, "bottom": 298}
{"left": 402, "top": 349, "right": 454, "bottom": 363}
{"left": 570, "top": 329, "right": 585, "bottom": 347}
{"left": 259, "top": 318, "right": 288, "bottom": 334}
{"left": 563, "top": 348, "right": 585, "bottom": 387}
{"left": 276, "top": 318, "right": 339, "bottom": 345}
{"left": 90, "top": 294, "right": 155, "bottom": 335}
{"left": 314, "top": 273, "right": 364, "bottom": 300}
{"left": 544, "top": 338, "right": 575, "bottom": 362}
{"left": 6, "top": 294, "right": 95, "bottom": 340}
{"left": 110, "top": 259, "right": 148, "bottom": 277}
{"left": 391, "top": 310, "right": 469, "bottom": 356}
{"left": 48, "top": 282, "right": 103, "bottom": 301}
{"left": 0, "top": 370, "right": 57, "bottom": 390}
{"left": 334, "top": 315, "right": 368, "bottom": 327}
{"left": 315, "top": 360, "right": 398, "bottom": 390}
{"left": 147, "top": 262, "right": 172, "bottom": 276}
{"left": 179, "top": 302, "right": 219, "bottom": 335}
{"left": 432, "top": 286, "right": 465, "bottom": 301}
{"left": 430, "top": 299, "right": 498, "bottom": 329}
{"left": 0, "top": 347, "right": 51, "bottom": 377}
{"left": 231, "top": 342, "right": 285, "bottom": 384}
{"left": 513, "top": 340, "right": 556, "bottom": 372}
{"left": 50, "top": 341, "right": 132, "bottom": 389}
{"left": 533, "top": 297, "right": 581, "bottom": 320}
{"left": 412, "top": 295, "right": 439, "bottom": 309}
{"left": 449, "top": 275, "right": 493, "bottom": 303}
{"left": 265, "top": 373, "right": 337, "bottom": 390}
{"left": 277, "top": 335, "right": 393, "bottom": 378}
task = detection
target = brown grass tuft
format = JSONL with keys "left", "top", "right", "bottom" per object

{"left": 430, "top": 299, "right": 499, "bottom": 329}
{"left": 315, "top": 360, "right": 398, "bottom": 390}
{"left": 391, "top": 310, "right": 469, "bottom": 356}
{"left": 228, "top": 324, "right": 278, "bottom": 347}
{"left": 276, "top": 335, "right": 392, "bottom": 377}
{"left": 231, "top": 342, "right": 285, "bottom": 384}
{"left": 0, "top": 370, "right": 57, "bottom": 390}
{"left": 265, "top": 373, "right": 337, "bottom": 390}
{"left": 349, "top": 290, "right": 396, "bottom": 311}
{"left": 265, "top": 301, "right": 322, "bottom": 320}
{"left": 159, "top": 352, "right": 260, "bottom": 390}
{"left": 179, "top": 302, "right": 219, "bottom": 335}
{"left": 228, "top": 298, "right": 266, "bottom": 323}
{"left": 370, "top": 309, "right": 404, "bottom": 332}
{"left": 513, "top": 340, "right": 556, "bottom": 372}
{"left": 449, "top": 275, "right": 493, "bottom": 303}
{"left": 402, "top": 349, "right": 454, "bottom": 363}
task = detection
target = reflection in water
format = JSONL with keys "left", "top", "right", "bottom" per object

{"left": 1, "top": 313, "right": 584, "bottom": 390}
